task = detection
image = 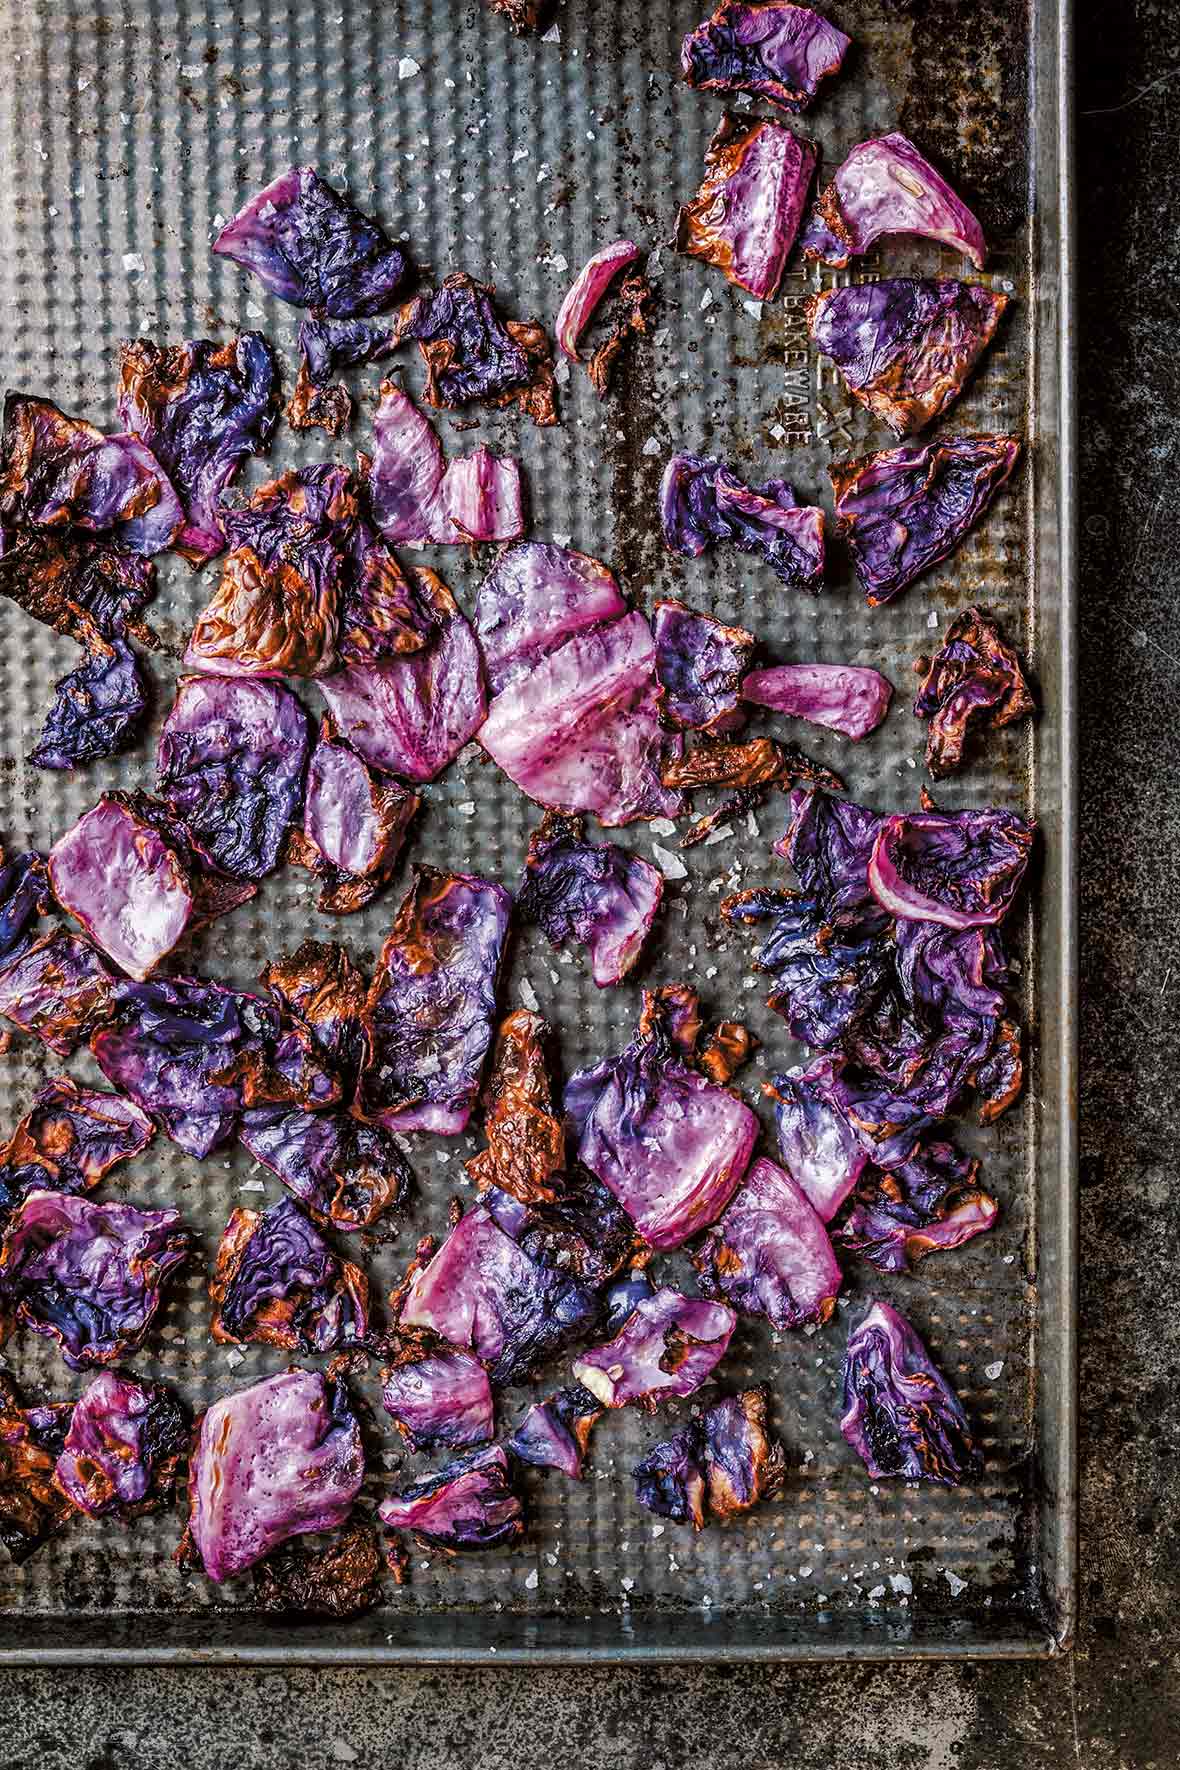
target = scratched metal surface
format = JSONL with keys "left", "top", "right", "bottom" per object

{"left": 0, "top": 0, "right": 1073, "bottom": 1659}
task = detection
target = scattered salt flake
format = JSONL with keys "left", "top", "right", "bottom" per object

{"left": 621, "top": 1577, "right": 634, "bottom": 1592}
{"left": 397, "top": 56, "right": 420, "bottom": 79}
{"left": 554, "top": 358, "right": 572, "bottom": 385}
{"left": 445, "top": 77, "right": 456, "bottom": 89}
{"left": 224, "top": 1349, "right": 245, "bottom": 1369}
{"left": 435, "top": 1150, "right": 451, "bottom": 1165}
{"left": 703, "top": 824, "right": 733, "bottom": 846}
{"left": 653, "top": 844, "right": 687, "bottom": 881}
{"left": 512, "top": 147, "right": 530, "bottom": 163}
{"left": 649, "top": 817, "right": 677, "bottom": 836}
{"left": 122, "top": 252, "right": 145, "bottom": 274}
{"left": 768, "top": 423, "right": 786, "bottom": 442}
{"left": 802, "top": 1448, "right": 814, "bottom": 1464}
{"left": 944, "top": 1570, "right": 968, "bottom": 1597}
{"left": 890, "top": 1573, "right": 913, "bottom": 1595}
{"left": 239, "top": 1179, "right": 266, "bottom": 1193}
{"left": 524, "top": 1569, "right": 539, "bottom": 1590}
{"left": 546, "top": 1553, "right": 558, "bottom": 1566}
{"left": 641, "top": 436, "right": 662, "bottom": 457}
{"left": 984, "top": 1359, "right": 1004, "bottom": 1380}
{"left": 245, "top": 301, "right": 264, "bottom": 320}
{"left": 536, "top": 163, "right": 552, "bottom": 184}
{"left": 743, "top": 299, "right": 763, "bottom": 318}
{"left": 1002, "top": 1253, "right": 1016, "bottom": 1265}
{"left": 927, "top": 609, "right": 940, "bottom": 628}
{"left": 745, "top": 810, "right": 760, "bottom": 839}
{"left": 868, "top": 1583, "right": 886, "bottom": 1600}
{"left": 700, "top": 290, "right": 714, "bottom": 311}
{"left": 653, "top": 327, "right": 670, "bottom": 348}
{"left": 456, "top": 800, "right": 477, "bottom": 816}
{"left": 541, "top": 22, "right": 560, "bottom": 41}
{"left": 651, "top": 1524, "right": 665, "bottom": 1538}
{"left": 553, "top": 532, "right": 572, "bottom": 546}
{"left": 330, "top": 1742, "right": 359, "bottom": 1765}
{"left": 77, "top": 76, "right": 92, "bottom": 92}
{"left": 519, "top": 977, "right": 540, "bottom": 1011}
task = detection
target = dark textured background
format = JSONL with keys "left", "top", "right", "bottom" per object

{"left": 0, "top": 0, "right": 1173, "bottom": 1761}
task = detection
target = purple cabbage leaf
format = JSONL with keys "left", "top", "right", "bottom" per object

{"left": 378, "top": 1443, "right": 524, "bottom": 1550}
{"left": 840, "top": 1299, "right": 982, "bottom": 1484}
{"left": 741, "top": 662, "right": 893, "bottom": 740}
{"left": 212, "top": 166, "right": 408, "bottom": 317}
{"left": 914, "top": 605, "right": 1035, "bottom": 778}
{"left": 290, "top": 718, "right": 420, "bottom": 915}
{"left": 31, "top": 639, "right": 148, "bottom": 772}
{"left": 674, "top": 112, "right": 816, "bottom": 301}
{"left": 367, "top": 381, "right": 523, "bottom": 546}
{"left": 188, "top": 1368, "right": 365, "bottom": 1582}
{"left": 693, "top": 1154, "right": 842, "bottom": 1329}
{"left": 633, "top": 1386, "right": 786, "bottom": 1527}
{"left": 660, "top": 453, "right": 824, "bottom": 592}
{"left": 54, "top": 1369, "right": 188, "bottom": 1520}
{"left": 210, "top": 1196, "right": 369, "bottom": 1353}
{"left": 381, "top": 1347, "right": 494, "bottom": 1453}
{"left": 572, "top": 1285, "right": 736, "bottom": 1408}
{"left": 681, "top": 2, "right": 850, "bottom": 114}
{"left": 516, "top": 810, "right": 664, "bottom": 988}
{"left": 507, "top": 1382, "right": 603, "bottom": 1479}
{"left": 653, "top": 598, "right": 754, "bottom": 734}
{"left": 832, "top": 434, "right": 1021, "bottom": 605}
{"left": 117, "top": 333, "right": 279, "bottom": 565}
{"left": 801, "top": 132, "right": 987, "bottom": 269}
{"left": 806, "top": 279, "right": 1007, "bottom": 438}
{"left": 0, "top": 1190, "right": 190, "bottom": 1370}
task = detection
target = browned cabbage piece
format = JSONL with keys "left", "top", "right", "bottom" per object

{"left": 465, "top": 1009, "right": 566, "bottom": 1206}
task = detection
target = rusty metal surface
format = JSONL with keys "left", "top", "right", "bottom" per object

{"left": 0, "top": 0, "right": 1074, "bottom": 1660}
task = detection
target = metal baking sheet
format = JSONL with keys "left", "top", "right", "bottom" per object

{"left": 0, "top": 0, "right": 1075, "bottom": 1662}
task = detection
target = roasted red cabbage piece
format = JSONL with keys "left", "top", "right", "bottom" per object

{"left": 832, "top": 434, "right": 1022, "bottom": 605}
{"left": 660, "top": 453, "right": 824, "bottom": 592}
{"left": 486, "top": 1163, "right": 649, "bottom": 1289}
{"left": 252, "top": 1518, "right": 384, "bottom": 1618}
{"left": 367, "top": 382, "right": 523, "bottom": 546}
{"left": 840, "top": 1300, "right": 982, "bottom": 1485}
{"left": 914, "top": 605, "right": 1035, "bottom": 778}
{"left": 633, "top": 1386, "right": 786, "bottom": 1527}
{"left": 465, "top": 1009, "right": 565, "bottom": 1206}
{"left": 381, "top": 1347, "right": 494, "bottom": 1453}
{"left": 188, "top": 1368, "right": 365, "bottom": 1582}
{"left": 260, "top": 938, "right": 370, "bottom": 1086}
{"left": 653, "top": 599, "right": 754, "bottom": 735}
{"left": 572, "top": 1286, "right": 736, "bottom": 1408}
{"left": 291, "top": 719, "right": 419, "bottom": 915}
{"left": 0, "top": 530, "right": 159, "bottom": 653}
{"left": 867, "top": 808, "right": 1034, "bottom": 928}
{"left": 507, "top": 1383, "right": 602, "bottom": 1480}
{"left": 0, "top": 1077, "right": 154, "bottom": 1208}
{"left": 0, "top": 850, "right": 50, "bottom": 969}
{"left": 584, "top": 270, "right": 654, "bottom": 398}
{"left": 397, "top": 272, "right": 557, "bottom": 425}
{"left": 769, "top": 1063, "right": 867, "bottom": 1221}
{"left": 48, "top": 794, "right": 212, "bottom": 981}
{"left": 0, "top": 929, "right": 116, "bottom": 1056}
{"left": 694, "top": 1155, "right": 842, "bottom": 1329}
{"left": 31, "top": 639, "right": 148, "bottom": 773}
{"left": 475, "top": 541, "right": 627, "bottom": 695}
{"left": 807, "top": 280, "right": 1007, "bottom": 439}
{"left": 210, "top": 1197, "right": 369, "bottom": 1353}
{"left": 555, "top": 240, "right": 642, "bottom": 365}
{"left": 675, "top": 112, "right": 816, "bottom": 301}
{"left": 516, "top": 810, "right": 663, "bottom": 989}
{"left": 300, "top": 313, "right": 398, "bottom": 383}
{"left": 801, "top": 132, "right": 987, "bottom": 270}
{"left": 378, "top": 1443, "right": 524, "bottom": 1550}
{"left": 727, "top": 788, "right": 1026, "bottom": 1135}
{"left": 358, "top": 867, "right": 511, "bottom": 1135}
{"left": 399, "top": 1204, "right": 598, "bottom": 1388}
{"left": 481, "top": 609, "right": 681, "bottom": 827}
{"left": 156, "top": 674, "right": 310, "bottom": 879}
{"left": 836, "top": 1134, "right": 997, "bottom": 1272}
{"left": 53, "top": 1369, "right": 187, "bottom": 1520}
{"left": 185, "top": 464, "right": 426, "bottom": 679}
{"left": 0, "top": 1374, "right": 75, "bottom": 1562}
{"left": 319, "top": 565, "right": 487, "bottom": 783}
{"left": 681, "top": 2, "right": 850, "bottom": 112}
{"left": 239, "top": 1105, "right": 413, "bottom": 1233}
{"left": 568, "top": 986, "right": 758, "bottom": 1250}
{"left": 0, "top": 1190, "right": 190, "bottom": 1370}
{"left": 116, "top": 334, "right": 279, "bottom": 565}
{"left": 213, "top": 166, "right": 408, "bottom": 317}
{"left": 0, "top": 394, "right": 182, "bottom": 557}
{"left": 742, "top": 663, "right": 892, "bottom": 741}
{"left": 92, "top": 973, "right": 341, "bottom": 1158}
